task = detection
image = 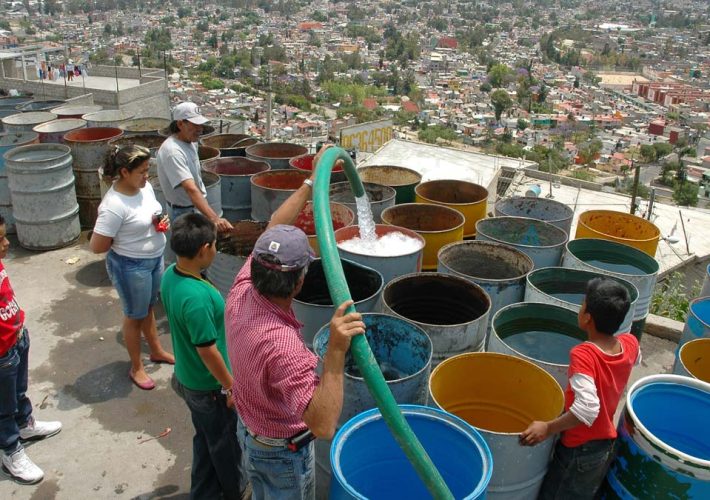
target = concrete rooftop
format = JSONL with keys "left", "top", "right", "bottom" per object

{"left": 39, "top": 75, "right": 142, "bottom": 92}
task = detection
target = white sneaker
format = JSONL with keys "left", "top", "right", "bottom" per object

{"left": 2, "top": 449, "right": 44, "bottom": 484}
{"left": 19, "top": 418, "right": 62, "bottom": 442}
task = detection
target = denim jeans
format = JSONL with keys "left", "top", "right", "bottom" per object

{"left": 0, "top": 329, "right": 32, "bottom": 455}
{"left": 172, "top": 376, "right": 246, "bottom": 500}
{"left": 105, "top": 250, "right": 163, "bottom": 319}
{"left": 538, "top": 438, "right": 615, "bottom": 500}
{"left": 236, "top": 417, "right": 315, "bottom": 500}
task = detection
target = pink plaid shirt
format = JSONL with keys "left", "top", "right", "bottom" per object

{"left": 226, "top": 255, "right": 319, "bottom": 438}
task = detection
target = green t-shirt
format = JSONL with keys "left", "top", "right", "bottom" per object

{"left": 161, "top": 263, "right": 231, "bottom": 391}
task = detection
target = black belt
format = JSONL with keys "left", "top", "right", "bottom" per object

{"left": 167, "top": 201, "right": 194, "bottom": 209}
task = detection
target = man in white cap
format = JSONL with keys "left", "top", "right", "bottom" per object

{"left": 157, "top": 102, "right": 232, "bottom": 231}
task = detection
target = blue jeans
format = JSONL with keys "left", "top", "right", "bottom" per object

{"left": 236, "top": 418, "right": 315, "bottom": 500}
{"left": 105, "top": 250, "right": 163, "bottom": 319}
{"left": 172, "top": 376, "right": 246, "bottom": 500}
{"left": 0, "top": 329, "right": 32, "bottom": 455}
{"left": 538, "top": 438, "right": 615, "bottom": 500}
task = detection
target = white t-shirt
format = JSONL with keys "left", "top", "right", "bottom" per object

{"left": 156, "top": 135, "right": 207, "bottom": 207}
{"left": 94, "top": 183, "right": 166, "bottom": 259}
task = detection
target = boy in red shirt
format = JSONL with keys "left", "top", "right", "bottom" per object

{"left": 0, "top": 215, "right": 62, "bottom": 484}
{"left": 520, "top": 277, "right": 640, "bottom": 499}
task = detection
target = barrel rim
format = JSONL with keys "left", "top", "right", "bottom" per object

{"left": 3, "top": 143, "right": 72, "bottom": 164}
{"left": 250, "top": 169, "right": 309, "bottom": 191}
{"left": 414, "top": 179, "right": 489, "bottom": 206}
{"left": 688, "top": 296, "right": 710, "bottom": 329}
{"left": 313, "top": 313, "right": 433, "bottom": 384}
{"left": 429, "top": 352, "right": 565, "bottom": 435}
{"left": 626, "top": 374, "right": 710, "bottom": 467}
{"left": 526, "top": 266, "right": 640, "bottom": 305}
{"left": 381, "top": 203, "right": 466, "bottom": 234}
{"left": 63, "top": 127, "right": 124, "bottom": 143}
{"left": 476, "top": 216, "right": 569, "bottom": 249}
{"left": 566, "top": 238, "right": 660, "bottom": 276}
{"left": 356, "top": 164, "right": 422, "bottom": 187}
{"left": 49, "top": 104, "right": 103, "bottom": 116}
{"left": 491, "top": 301, "right": 585, "bottom": 369}
{"left": 329, "top": 181, "right": 397, "bottom": 205}
{"left": 0, "top": 131, "right": 40, "bottom": 147}
{"left": 32, "top": 118, "right": 87, "bottom": 134}
{"left": 330, "top": 404, "right": 493, "bottom": 500}
{"left": 245, "top": 141, "right": 308, "bottom": 159}
{"left": 382, "top": 272, "right": 492, "bottom": 328}
{"left": 1, "top": 111, "right": 58, "bottom": 125}
{"left": 334, "top": 224, "right": 425, "bottom": 258}
{"left": 81, "top": 109, "right": 134, "bottom": 121}
{"left": 202, "top": 156, "right": 271, "bottom": 177}
{"left": 578, "top": 209, "right": 661, "bottom": 244}
{"left": 678, "top": 338, "right": 710, "bottom": 382}
{"left": 494, "top": 196, "right": 574, "bottom": 223}
{"left": 438, "top": 240, "right": 534, "bottom": 282}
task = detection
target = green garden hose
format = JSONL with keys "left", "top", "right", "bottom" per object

{"left": 313, "top": 147, "right": 454, "bottom": 499}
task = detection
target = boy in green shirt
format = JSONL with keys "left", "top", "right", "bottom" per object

{"left": 161, "top": 213, "right": 246, "bottom": 499}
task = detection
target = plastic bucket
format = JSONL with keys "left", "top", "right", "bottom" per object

{"left": 415, "top": 179, "right": 488, "bottom": 238}
{"left": 357, "top": 165, "right": 422, "bottom": 204}
{"left": 330, "top": 405, "right": 492, "bottom": 499}
{"left": 673, "top": 338, "right": 710, "bottom": 383}
{"left": 494, "top": 196, "right": 574, "bottom": 235}
{"left": 575, "top": 209, "right": 661, "bottom": 257}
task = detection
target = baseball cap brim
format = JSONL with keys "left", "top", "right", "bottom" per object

{"left": 186, "top": 115, "right": 209, "bottom": 125}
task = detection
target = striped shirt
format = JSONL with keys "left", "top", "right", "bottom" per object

{"left": 226, "top": 255, "right": 319, "bottom": 438}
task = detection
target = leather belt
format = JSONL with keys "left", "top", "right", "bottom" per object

{"left": 167, "top": 201, "right": 194, "bottom": 209}
{"left": 245, "top": 427, "right": 289, "bottom": 448}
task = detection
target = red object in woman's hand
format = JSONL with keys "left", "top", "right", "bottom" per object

{"left": 153, "top": 212, "right": 169, "bottom": 233}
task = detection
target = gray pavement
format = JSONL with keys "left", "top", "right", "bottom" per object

{"left": 0, "top": 232, "right": 679, "bottom": 499}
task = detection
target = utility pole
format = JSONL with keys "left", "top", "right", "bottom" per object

{"left": 630, "top": 159, "right": 641, "bottom": 215}
{"left": 266, "top": 64, "right": 272, "bottom": 141}
{"left": 647, "top": 188, "right": 655, "bottom": 220}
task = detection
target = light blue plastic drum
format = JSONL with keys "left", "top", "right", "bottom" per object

{"left": 330, "top": 405, "right": 493, "bottom": 499}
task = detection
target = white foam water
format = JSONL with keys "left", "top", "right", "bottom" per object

{"left": 339, "top": 232, "right": 424, "bottom": 257}
{"left": 355, "top": 194, "right": 377, "bottom": 242}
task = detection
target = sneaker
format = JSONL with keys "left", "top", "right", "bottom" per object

{"left": 1, "top": 449, "right": 44, "bottom": 484}
{"left": 19, "top": 418, "right": 62, "bottom": 442}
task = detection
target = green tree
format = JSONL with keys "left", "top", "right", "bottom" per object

{"left": 490, "top": 89, "right": 513, "bottom": 122}
{"left": 517, "top": 118, "right": 529, "bottom": 131}
{"left": 312, "top": 11, "right": 327, "bottom": 22}
{"left": 639, "top": 144, "right": 657, "bottom": 163}
{"left": 673, "top": 181, "right": 699, "bottom": 206}
{"left": 177, "top": 6, "right": 191, "bottom": 18}
{"left": 487, "top": 64, "right": 512, "bottom": 88}
{"left": 653, "top": 142, "right": 673, "bottom": 157}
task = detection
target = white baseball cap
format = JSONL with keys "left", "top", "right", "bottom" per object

{"left": 172, "top": 102, "right": 209, "bottom": 125}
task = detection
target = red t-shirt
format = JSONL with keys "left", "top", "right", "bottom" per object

{"left": 561, "top": 333, "right": 639, "bottom": 447}
{"left": 0, "top": 261, "right": 25, "bottom": 356}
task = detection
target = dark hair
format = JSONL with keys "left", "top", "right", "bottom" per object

{"left": 0, "top": 214, "right": 5, "bottom": 226}
{"left": 168, "top": 120, "right": 180, "bottom": 134}
{"left": 251, "top": 255, "right": 305, "bottom": 299}
{"left": 584, "top": 277, "right": 631, "bottom": 335}
{"left": 104, "top": 144, "right": 151, "bottom": 178}
{"left": 170, "top": 213, "right": 216, "bottom": 258}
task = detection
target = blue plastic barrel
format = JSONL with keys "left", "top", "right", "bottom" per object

{"left": 677, "top": 297, "right": 710, "bottom": 352}
{"left": 602, "top": 375, "right": 710, "bottom": 498}
{"left": 330, "top": 405, "right": 493, "bottom": 499}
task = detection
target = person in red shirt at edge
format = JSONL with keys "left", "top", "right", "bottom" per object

{"left": 0, "top": 215, "right": 62, "bottom": 485}
{"left": 226, "top": 145, "right": 365, "bottom": 499}
{"left": 520, "top": 277, "right": 641, "bottom": 499}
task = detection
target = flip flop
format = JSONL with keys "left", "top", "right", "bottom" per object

{"left": 149, "top": 355, "right": 175, "bottom": 365}
{"left": 129, "top": 371, "right": 156, "bottom": 391}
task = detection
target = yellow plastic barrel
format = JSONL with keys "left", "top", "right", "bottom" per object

{"left": 381, "top": 203, "right": 464, "bottom": 270}
{"left": 415, "top": 179, "right": 488, "bottom": 238}
{"left": 673, "top": 338, "right": 710, "bottom": 383}
{"left": 575, "top": 210, "right": 660, "bottom": 257}
{"left": 429, "top": 352, "right": 564, "bottom": 499}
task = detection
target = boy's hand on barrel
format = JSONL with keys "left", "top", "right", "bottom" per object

{"left": 519, "top": 421, "right": 550, "bottom": 446}
{"left": 329, "top": 300, "right": 365, "bottom": 353}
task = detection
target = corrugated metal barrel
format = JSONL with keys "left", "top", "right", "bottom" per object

{"left": 2, "top": 111, "right": 57, "bottom": 132}
{"left": 250, "top": 169, "right": 310, "bottom": 221}
{"left": 49, "top": 104, "right": 103, "bottom": 119}
{"left": 429, "top": 352, "right": 564, "bottom": 499}
{"left": 245, "top": 142, "right": 308, "bottom": 170}
{"left": 32, "top": 119, "right": 86, "bottom": 144}
{"left": 381, "top": 203, "right": 464, "bottom": 270}
{"left": 202, "top": 171, "right": 222, "bottom": 217}
{"left": 525, "top": 267, "right": 639, "bottom": 335}
{"left": 295, "top": 201, "right": 354, "bottom": 256}
{"left": 415, "top": 179, "right": 488, "bottom": 238}
{"left": 329, "top": 182, "right": 396, "bottom": 224}
{"left": 701, "top": 263, "right": 710, "bottom": 299}
{"left": 16, "top": 100, "right": 65, "bottom": 112}
{"left": 330, "top": 405, "right": 492, "bottom": 500}
{"left": 313, "top": 314, "right": 433, "bottom": 498}
{"left": 334, "top": 224, "right": 425, "bottom": 285}
{"left": 0, "top": 132, "right": 39, "bottom": 233}
{"left": 63, "top": 127, "right": 124, "bottom": 228}
{"left": 563, "top": 238, "right": 659, "bottom": 340}
{"left": 602, "top": 375, "right": 710, "bottom": 499}
{"left": 476, "top": 216, "right": 568, "bottom": 269}
{"left": 673, "top": 338, "right": 710, "bottom": 383}
{"left": 381, "top": 273, "right": 491, "bottom": 366}
{"left": 357, "top": 165, "right": 422, "bottom": 204}
{"left": 489, "top": 302, "right": 586, "bottom": 387}
{"left": 575, "top": 209, "right": 661, "bottom": 257}
{"left": 118, "top": 117, "right": 171, "bottom": 137}
{"left": 677, "top": 297, "right": 710, "bottom": 350}
{"left": 290, "top": 153, "right": 346, "bottom": 183}
{"left": 5, "top": 144, "right": 80, "bottom": 250}
{"left": 201, "top": 133, "right": 259, "bottom": 157}
{"left": 293, "top": 258, "right": 383, "bottom": 349}
{"left": 437, "top": 240, "right": 533, "bottom": 338}
{"left": 82, "top": 109, "right": 134, "bottom": 128}
{"left": 205, "top": 220, "right": 267, "bottom": 298}
{"left": 0, "top": 96, "right": 32, "bottom": 110}
{"left": 494, "top": 196, "right": 574, "bottom": 235}
{"left": 202, "top": 157, "right": 270, "bottom": 222}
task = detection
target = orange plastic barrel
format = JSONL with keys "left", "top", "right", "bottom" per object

{"left": 574, "top": 210, "right": 660, "bottom": 257}
{"left": 415, "top": 180, "right": 488, "bottom": 238}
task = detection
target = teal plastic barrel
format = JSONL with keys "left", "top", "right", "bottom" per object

{"left": 330, "top": 405, "right": 492, "bottom": 499}
{"left": 677, "top": 296, "right": 710, "bottom": 352}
